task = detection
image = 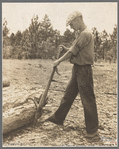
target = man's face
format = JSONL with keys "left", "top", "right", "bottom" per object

{"left": 70, "top": 17, "right": 81, "bottom": 31}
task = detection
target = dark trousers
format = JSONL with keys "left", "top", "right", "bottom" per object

{"left": 53, "top": 64, "right": 98, "bottom": 134}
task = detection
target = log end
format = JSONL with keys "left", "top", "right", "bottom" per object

{"left": 3, "top": 79, "right": 10, "bottom": 88}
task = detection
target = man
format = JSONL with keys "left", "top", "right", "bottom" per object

{"left": 45, "top": 11, "right": 99, "bottom": 138}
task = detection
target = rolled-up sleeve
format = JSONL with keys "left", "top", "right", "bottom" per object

{"left": 69, "top": 32, "right": 91, "bottom": 56}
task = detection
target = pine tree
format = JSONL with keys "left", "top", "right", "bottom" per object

{"left": 3, "top": 18, "right": 9, "bottom": 37}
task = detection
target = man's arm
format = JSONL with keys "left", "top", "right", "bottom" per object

{"left": 54, "top": 50, "right": 73, "bottom": 67}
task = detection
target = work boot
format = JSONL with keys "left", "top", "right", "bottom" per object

{"left": 45, "top": 114, "right": 64, "bottom": 125}
{"left": 84, "top": 130, "right": 99, "bottom": 138}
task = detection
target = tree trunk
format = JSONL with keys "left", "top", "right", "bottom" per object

{"left": 3, "top": 100, "right": 36, "bottom": 134}
{"left": 3, "top": 89, "right": 44, "bottom": 134}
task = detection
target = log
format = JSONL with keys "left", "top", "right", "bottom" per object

{"left": 3, "top": 88, "right": 44, "bottom": 113}
{"left": 3, "top": 89, "right": 44, "bottom": 134}
{"left": 3, "top": 78, "right": 10, "bottom": 87}
{"left": 3, "top": 66, "right": 58, "bottom": 133}
{"left": 3, "top": 100, "right": 36, "bottom": 134}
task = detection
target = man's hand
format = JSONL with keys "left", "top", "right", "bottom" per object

{"left": 59, "top": 45, "right": 69, "bottom": 51}
{"left": 57, "top": 45, "right": 69, "bottom": 59}
{"left": 59, "top": 45, "right": 65, "bottom": 50}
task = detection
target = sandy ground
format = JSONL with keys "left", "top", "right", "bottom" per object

{"left": 2, "top": 59, "right": 117, "bottom": 147}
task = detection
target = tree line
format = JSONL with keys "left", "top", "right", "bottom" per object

{"left": 3, "top": 14, "right": 117, "bottom": 63}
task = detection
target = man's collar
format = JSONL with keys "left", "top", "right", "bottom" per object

{"left": 75, "top": 25, "right": 87, "bottom": 38}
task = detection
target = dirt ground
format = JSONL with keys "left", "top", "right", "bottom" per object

{"left": 2, "top": 59, "right": 117, "bottom": 147}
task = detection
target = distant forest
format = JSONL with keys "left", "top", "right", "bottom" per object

{"left": 3, "top": 14, "right": 117, "bottom": 63}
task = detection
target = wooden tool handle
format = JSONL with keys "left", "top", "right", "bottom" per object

{"left": 38, "top": 67, "right": 56, "bottom": 108}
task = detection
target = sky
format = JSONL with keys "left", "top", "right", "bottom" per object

{"left": 2, "top": 2, "right": 117, "bottom": 35}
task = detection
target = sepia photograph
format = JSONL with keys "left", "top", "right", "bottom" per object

{"left": 2, "top": 2, "right": 117, "bottom": 147}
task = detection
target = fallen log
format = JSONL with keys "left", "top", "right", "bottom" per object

{"left": 2, "top": 70, "right": 56, "bottom": 134}
{"left": 3, "top": 90, "right": 44, "bottom": 134}
{"left": 3, "top": 78, "right": 10, "bottom": 88}
{"left": 3, "top": 89, "right": 44, "bottom": 113}
{"left": 3, "top": 99, "right": 35, "bottom": 134}
{"left": 3, "top": 66, "right": 59, "bottom": 133}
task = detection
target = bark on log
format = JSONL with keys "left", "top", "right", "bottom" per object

{"left": 3, "top": 89, "right": 44, "bottom": 113}
{"left": 3, "top": 100, "right": 36, "bottom": 134}
{"left": 3, "top": 90, "right": 44, "bottom": 134}
{"left": 3, "top": 67, "right": 55, "bottom": 134}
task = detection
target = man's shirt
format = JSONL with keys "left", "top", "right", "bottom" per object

{"left": 69, "top": 27, "right": 94, "bottom": 65}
